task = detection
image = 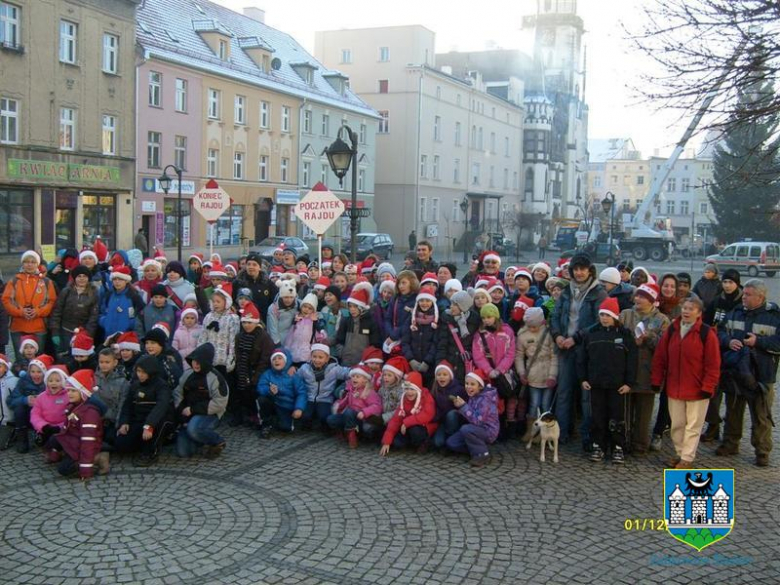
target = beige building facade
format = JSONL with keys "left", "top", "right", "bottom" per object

{"left": 0, "top": 0, "right": 138, "bottom": 270}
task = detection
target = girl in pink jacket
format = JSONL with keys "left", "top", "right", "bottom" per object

{"left": 173, "top": 308, "right": 203, "bottom": 368}
{"left": 31, "top": 365, "right": 70, "bottom": 445}
{"left": 326, "top": 365, "right": 383, "bottom": 448}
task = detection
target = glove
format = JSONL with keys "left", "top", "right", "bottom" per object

{"left": 520, "top": 375, "right": 529, "bottom": 386}
{"left": 409, "top": 360, "right": 422, "bottom": 371}
{"left": 51, "top": 335, "right": 61, "bottom": 348}
{"left": 489, "top": 369, "right": 500, "bottom": 379}
{"left": 206, "top": 321, "right": 220, "bottom": 332}
{"left": 418, "top": 362, "right": 429, "bottom": 373}
{"left": 651, "top": 385, "right": 661, "bottom": 393}
{"left": 546, "top": 378, "right": 557, "bottom": 390}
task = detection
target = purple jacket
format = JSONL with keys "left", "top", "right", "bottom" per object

{"left": 430, "top": 379, "right": 467, "bottom": 421}
{"left": 458, "top": 386, "right": 500, "bottom": 443}
{"left": 384, "top": 293, "right": 415, "bottom": 340}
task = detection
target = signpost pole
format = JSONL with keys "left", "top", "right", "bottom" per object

{"left": 318, "top": 234, "right": 322, "bottom": 267}
{"left": 209, "top": 221, "right": 215, "bottom": 259}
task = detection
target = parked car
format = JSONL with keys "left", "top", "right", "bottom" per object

{"left": 344, "top": 233, "right": 394, "bottom": 261}
{"left": 253, "top": 236, "right": 309, "bottom": 261}
{"left": 561, "top": 242, "right": 621, "bottom": 264}
{"left": 705, "top": 241, "right": 780, "bottom": 277}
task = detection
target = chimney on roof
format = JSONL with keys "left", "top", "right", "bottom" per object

{"left": 243, "top": 7, "right": 265, "bottom": 24}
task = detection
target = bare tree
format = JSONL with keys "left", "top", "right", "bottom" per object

{"left": 626, "top": 0, "right": 780, "bottom": 137}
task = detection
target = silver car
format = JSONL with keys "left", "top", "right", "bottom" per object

{"left": 253, "top": 236, "right": 310, "bottom": 261}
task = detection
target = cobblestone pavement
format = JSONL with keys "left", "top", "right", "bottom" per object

{"left": 1, "top": 397, "right": 777, "bottom": 585}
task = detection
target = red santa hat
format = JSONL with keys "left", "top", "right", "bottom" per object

{"left": 19, "top": 335, "right": 39, "bottom": 353}
{"left": 0, "top": 353, "right": 10, "bottom": 370}
{"left": 188, "top": 253, "right": 204, "bottom": 265}
{"left": 349, "top": 364, "right": 373, "bottom": 380}
{"left": 480, "top": 250, "right": 501, "bottom": 265}
{"left": 181, "top": 307, "right": 200, "bottom": 322}
{"left": 360, "top": 346, "right": 384, "bottom": 365}
{"left": 115, "top": 331, "right": 140, "bottom": 352}
{"left": 79, "top": 248, "right": 98, "bottom": 264}
{"left": 435, "top": 360, "right": 454, "bottom": 379}
{"left": 635, "top": 282, "right": 661, "bottom": 306}
{"left": 313, "top": 276, "right": 331, "bottom": 291}
{"left": 347, "top": 282, "right": 374, "bottom": 311}
{"left": 141, "top": 258, "right": 162, "bottom": 272}
{"left": 399, "top": 372, "right": 424, "bottom": 416}
{"left": 152, "top": 321, "right": 172, "bottom": 339}
{"left": 70, "top": 328, "right": 95, "bottom": 356}
{"left": 91, "top": 237, "right": 108, "bottom": 263}
{"left": 213, "top": 283, "right": 233, "bottom": 308}
{"left": 310, "top": 343, "right": 331, "bottom": 356}
{"left": 465, "top": 369, "right": 487, "bottom": 388}
{"left": 599, "top": 297, "right": 621, "bottom": 322}
{"left": 110, "top": 265, "right": 132, "bottom": 282}
{"left": 321, "top": 261, "right": 333, "bottom": 270}
{"left": 486, "top": 277, "right": 505, "bottom": 295}
{"left": 420, "top": 272, "right": 439, "bottom": 287}
{"left": 511, "top": 295, "right": 535, "bottom": 323}
{"left": 226, "top": 262, "right": 239, "bottom": 277}
{"left": 532, "top": 262, "right": 552, "bottom": 277}
{"left": 359, "top": 258, "right": 376, "bottom": 275}
{"left": 411, "top": 284, "right": 439, "bottom": 330}
{"left": 209, "top": 263, "right": 228, "bottom": 279}
{"left": 29, "top": 354, "right": 54, "bottom": 374}
{"left": 239, "top": 302, "right": 261, "bottom": 323}
{"left": 67, "top": 369, "right": 97, "bottom": 399}
{"left": 153, "top": 247, "right": 167, "bottom": 261}
{"left": 383, "top": 356, "right": 410, "bottom": 379}
{"left": 270, "top": 349, "right": 288, "bottom": 364}
{"left": 202, "top": 261, "right": 213, "bottom": 269}
{"left": 44, "top": 363, "right": 69, "bottom": 385}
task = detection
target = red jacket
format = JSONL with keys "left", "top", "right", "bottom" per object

{"left": 381, "top": 387, "right": 438, "bottom": 445}
{"left": 651, "top": 317, "right": 721, "bottom": 401}
{"left": 55, "top": 401, "right": 104, "bottom": 479}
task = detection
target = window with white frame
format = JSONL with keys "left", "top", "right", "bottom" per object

{"left": 490, "top": 132, "right": 496, "bottom": 153}
{"left": 471, "top": 162, "right": 480, "bottom": 185}
{"left": 149, "top": 72, "right": 162, "bottom": 107}
{"left": 594, "top": 175, "right": 602, "bottom": 187}
{"left": 207, "top": 148, "right": 218, "bottom": 177}
{"left": 436, "top": 86, "right": 441, "bottom": 100}
{"left": 622, "top": 199, "right": 631, "bottom": 212}
{"left": 378, "top": 111, "right": 389, "bottom": 133}
{"left": 455, "top": 122, "right": 461, "bottom": 146}
{"left": 680, "top": 200, "right": 690, "bottom": 215}
{"left": 636, "top": 175, "right": 644, "bottom": 185}
{"left": 681, "top": 177, "right": 690, "bottom": 192}
{"left": 453, "top": 158, "right": 460, "bottom": 183}
{"left": 431, "top": 198, "right": 439, "bottom": 222}
{"left": 101, "top": 115, "right": 116, "bottom": 155}
{"left": 207, "top": 89, "right": 220, "bottom": 119}
{"left": 434, "top": 116, "right": 441, "bottom": 141}
{"left": 59, "top": 107, "right": 75, "bottom": 150}
{"left": 0, "top": 97, "right": 19, "bottom": 144}
{"left": 321, "top": 113, "right": 329, "bottom": 136}
{"left": 452, "top": 200, "right": 460, "bottom": 222}
{"left": 513, "top": 171, "right": 518, "bottom": 190}
{"left": 504, "top": 136, "right": 510, "bottom": 157}
{"left": 234, "top": 95, "right": 246, "bottom": 125}
{"left": 379, "top": 46, "right": 389, "bottom": 62}
{"left": 0, "top": 3, "right": 20, "bottom": 49}
{"left": 303, "top": 110, "right": 312, "bottom": 134}
{"left": 147, "top": 131, "right": 161, "bottom": 168}
{"left": 259, "top": 155, "right": 268, "bottom": 181}
{"left": 666, "top": 200, "right": 675, "bottom": 214}
{"left": 218, "top": 39, "right": 228, "bottom": 60}
{"left": 503, "top": 168, "right": 509, "bottom": 189}
{"left": 175, "top": 79, "right": 187, "bottom": 112}
{"left": 433, "top": 155, "right": 440, "bottom": 180}
{"left": 102, "top": 33, "right": 118, "bottom": 74}
{"left": 667, "top": 178, "right": 676, "bottom": 192}
{"left": 487, "top": 200, "right": 495, "bottom": 224}
{"left": 302, "top": 161, "right": 310, "bottom": 187}
{"left": 260, "top": 101, "right": 270, "bottom": 128}
{"left": 420, "top": 154, "right": 427, "bottom": 178}
{"left": 358, "top": 168, "right": 365, "bottom": 192}
{"left": 471, "top": 125, "right": 476, "bottom": 148}
{"left": 700, "top": 202, "right": 708, "bottom": 214}
{"left": 174, "top": 135, "right": 187, "bottom": 170}
{"left": 321, "top": 164, "right": 328, "bottom": 187}
{"left": 281, "top": 106, "right": 291, "bottom": 132}
{"left": 59, "top": 20, "right": 77, "bottom": 64}
{"left": 233, "top": 152, "right": 244, "bottom": 179}
{"left": 478, "top": 127, "right": 483, "bottom": 150}
{"left": 489, "top": 165, "right": 495, "bottom": 187}
{"left": 341, "top": 49, "right": 351, "bottom": 64}
{"left": 419, "top": 197, "right": 427, "bottom": 222}
{"left": 359, "top": 123, "right": 366, "bottom": 144}
{"left": 281, "top": 157, "right": 289, "bottom": 183}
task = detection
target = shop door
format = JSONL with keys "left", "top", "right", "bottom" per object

{"left": 254, "top": 198, "right": 273, "bottom": 244}
{"left": 55, "top": 191, "right": 78, "bottom": 250}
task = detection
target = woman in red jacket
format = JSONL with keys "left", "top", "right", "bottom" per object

{"left": 651, "top": 296, "right": 721, "bottom": 469}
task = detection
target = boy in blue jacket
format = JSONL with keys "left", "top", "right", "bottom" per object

{"left": 296, "top": 343, "right": 350, "bottom": 431}
{"left": 256, "top": 348, "right": 306, "bottom": 438}
{"left": 99, "top": 267, "right": 145, "bottom": 339}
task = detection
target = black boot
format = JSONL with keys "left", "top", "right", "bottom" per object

{"left": 505, "top": 420, "right": 518, "bottom": 440}
{"left": 0, "top": 424, "right": 14, "bottom": 451}
{"left": 16, "top": 427, "right": 30, "bottom": 454}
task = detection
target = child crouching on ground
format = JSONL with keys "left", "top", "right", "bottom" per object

{"left": 380, "top": 372, "right": 437, "bottom": 456}
{"left": 94, "top": 348, "right": 129, "bottom": 448}
{"left": 576, "top": 297, "right": 637, "bottom": 464}
{"left": 296, "top": 344, "right": 350, "bottom": 431}
{"left": 7, "top": 354, "right": 52, "bottom": 453}
{"left": 327, "top": 364, "right": 382, "bottom": 448}
{"left": 376, "top": 357, "right": 409, "bottom": 433}
{"left": 46, "top": 370, "right": 109, "bottom": 480}
{"left": 31, "top": 364, "right": 70, "bottom": 447}
{"left": 445, "top": 369, "right": 499, "bottom": 468}
{"left": 430, "top": 360, "right": 467, "bottom": 450}
{"left": 256, "top": 349, "right": 306, "bottom": 438}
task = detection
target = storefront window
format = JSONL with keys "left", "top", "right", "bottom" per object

{"left": 55, "top": 191, "right": 78, "bottom": 250}
{"left": 0, "top": 189, "right": 34, "bottom": 254}
{"left": 82, "top": 194, "right": 116, "bottom": 250}
{"left": 164, "top": 198, "right": 191, "bottom": 248}
{"left": 216, "top": 204, "right": 244, "bottom": 246}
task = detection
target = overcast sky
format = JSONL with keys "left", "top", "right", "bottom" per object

{"left": 215, "top": 0, "right": 693, "bottom": 157}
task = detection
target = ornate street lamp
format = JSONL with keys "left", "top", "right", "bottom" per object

{"left": 326, "top": 126, "right": 358, "bottom": 262}
{"left": 158, "top": 164, "right": 183, "bottom": 262}
{"left": 601, "top": 191, "right": 616, "bottom": 265}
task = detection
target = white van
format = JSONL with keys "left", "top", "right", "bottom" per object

{"left": 705, "top": 241, "right": 780, "bottom": 277}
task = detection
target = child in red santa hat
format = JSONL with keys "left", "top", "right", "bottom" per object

{"left": 379, "top": 371, "right": 437, "bottom": 456}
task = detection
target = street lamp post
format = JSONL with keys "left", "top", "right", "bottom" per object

{"left": 459, "top": 196, "right": 469, "bottom": 263}
{"left": 601, "top": 191, "right": 616, "bottom": 266}
{"left": 158, "top": 164, "right": 183, "bottom": 262}
{"left": 326, "top": 125, "right": 359, "bottom": 263}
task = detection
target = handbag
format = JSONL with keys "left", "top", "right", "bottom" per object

{"left": 448, "top": 324, "right": 474, "bottom": 374}
{"left": 478, "top": 331, "right": 519, "bottom": 398}
{"left": 519, "top": 329, "right": 549, "bottom": 401}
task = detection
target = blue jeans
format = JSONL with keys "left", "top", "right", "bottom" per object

{"left": 176, "top": 415, "right": 223, "bottom": 458}
{"left": 433, "top": 410, "right": 462, "bottom": 449}
{"left": 555, "top": 349, "right": 591, "bottom": 444}
{"left": 446, "top": 424, "right": 491, "bottom": 458}
{"left": 326, "top": 408, "right": 360, "bottom": 431}
{"left": 528, "top": 386, "right": 554, "bottom": 417}
{"left": 302, "top": 401, "right": 333, "bottom": 426}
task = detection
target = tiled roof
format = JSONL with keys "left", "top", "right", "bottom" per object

{"left": 137, "top": 0, "right": 379, "bottom": 118}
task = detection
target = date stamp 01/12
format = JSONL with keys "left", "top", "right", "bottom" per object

{"left": 624, "top": 518, "right": 668, "bottom": 531}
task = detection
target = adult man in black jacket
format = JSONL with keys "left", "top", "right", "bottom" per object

{"left": 232, "top": 253, "right": 275, "bottom": 322}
